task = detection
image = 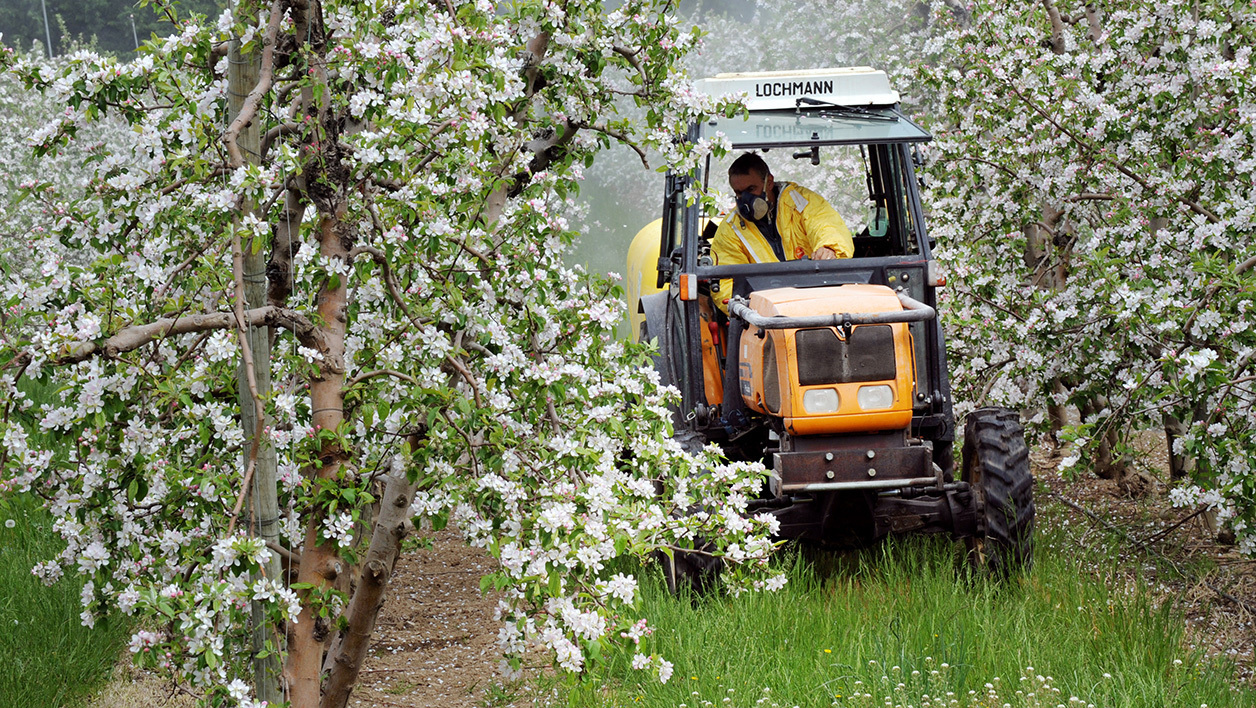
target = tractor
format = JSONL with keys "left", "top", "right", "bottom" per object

{"left": 626, "top": 68, "right": 1035, "bottom": 590}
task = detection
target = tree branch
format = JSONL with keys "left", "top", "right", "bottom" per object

{"left": 261, "top": 121, "right": 302, "bottom": 159}
{"left": 999, "top": 80, "right": 1221, "bottom": 224}
{"left": 226, "top": 221, "right": 267, "bottom": 537}
{"left": 1040, "top": 0, "right": 1068, "bottom": 54}
{"left": 348, "top": 243, "right": 432, "bottom": 328}
{"left": 222, "top": 1, "right": 286, "bottom": 169}
{"left": 1084, "top": 3, "right": 1103, "bottom": 42}
{"left": 1064, "top": 192, "right": 1115, "bottom": 202}
{"left": 345, "top": 369, "right": 418, "bottom": 389}
{"left": 1180, "top": 253, "right": 1256, "bottom": 349}
{"left": 583, "top": 121, "right": 649, "bottom": 168}
{"left": 44, "top": 306, "right": 332, "bottom": 367}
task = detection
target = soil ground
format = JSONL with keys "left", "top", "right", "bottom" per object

{"left": 340, "top": 530, "right": 528, "bottom": 708}
{"left": 88, "top": 434, "right": 1256, "bottom": 707}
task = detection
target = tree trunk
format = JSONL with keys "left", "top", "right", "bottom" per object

{"left": 1046, "top": 378, "right": 1068, "bottom": 452}
{"left": 321, "top": 459, "right": 422, "bottom": 708}
{"left": 1024, "top": 207, "right": 1071, "bottom": 445}
{"left": 287, "top": 206, "right": 351, "bottom": 706}
{"left": 1162, "top": 412, "right": 1192, "bottom": 481}
{"left": 1082, "top": 398, "right": 1127, "bottom": 481}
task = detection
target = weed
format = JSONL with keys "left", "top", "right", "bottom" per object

{"left": 385, "top": 680, "right": 415, "bottom": 695}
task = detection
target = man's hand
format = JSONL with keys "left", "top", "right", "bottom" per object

{"left": 812, "top": 246, "right": 837, "bottom": 260}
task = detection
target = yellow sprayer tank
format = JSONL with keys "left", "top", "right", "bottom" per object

{"left": 626, "top": 219, "right": 666, "bottom": 340}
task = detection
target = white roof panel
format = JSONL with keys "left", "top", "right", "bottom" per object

{"left": 695, "top": 67, "right": 900, "bottom": 110}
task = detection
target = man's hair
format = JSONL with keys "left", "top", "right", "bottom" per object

{"left": 728, "top": 152, "right": 770, "bottom": 180}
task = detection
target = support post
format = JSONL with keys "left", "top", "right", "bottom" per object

{"left": 228, "top": 12, "right": 284, "bottom": 703}
{"left": 40, "top": 0, "right": 54, "bottom": 58}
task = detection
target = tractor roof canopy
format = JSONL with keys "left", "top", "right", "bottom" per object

{"left": 694, "top": 67, "right": 930, "bottom": 149}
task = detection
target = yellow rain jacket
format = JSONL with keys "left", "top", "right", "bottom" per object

{"left": 711, "top": 182, "right": 854, "bottom": 312}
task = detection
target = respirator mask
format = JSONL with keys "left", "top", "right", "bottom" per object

{"left": 735, "top": 174, "right": 771, "bottom": 222}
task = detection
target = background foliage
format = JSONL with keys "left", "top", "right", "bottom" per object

{"left": 0, "top": 0, "right": 226, "bottom": 57}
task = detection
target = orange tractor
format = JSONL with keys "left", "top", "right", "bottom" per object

{"left": 627, "top": 68, "right": 1034, "bottom": 589}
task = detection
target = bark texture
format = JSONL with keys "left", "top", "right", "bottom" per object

{"left": 320, "top": 460, "right": 423, "bottom": 708}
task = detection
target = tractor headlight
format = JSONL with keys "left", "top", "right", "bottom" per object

{"left": 856, "top": 385, "right": 895, "bottom": 410}
{"left": 802, "top": 388, "right": 840, "bottom": 414}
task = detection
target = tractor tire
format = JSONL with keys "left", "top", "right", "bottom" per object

{"left": 658, "top": 543, "right": 722, "bottom": 596}
{"left": 962, "top": 407, "right": 1035, "bottom": 578}
{"left": 656, "top": 428, "right": 723, "bottom": 596}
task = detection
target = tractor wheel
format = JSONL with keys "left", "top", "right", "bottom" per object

{"left": 962, "top": 407, "right": 1035, "bottom": 577}
{"left": 656, "top": 429, "right": 723, "bottom": 596}
{"left": 658, "top": 542, "right": 722, "bottom": 596}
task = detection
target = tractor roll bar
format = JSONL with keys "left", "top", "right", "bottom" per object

{"left": 728, "top": 291, "right": 935, "bottom": 329}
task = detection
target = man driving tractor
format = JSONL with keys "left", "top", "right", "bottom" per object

{"left": 712, "top": 152, "right": 855, "bottom": 431}
{"left": 712, "top": 152, "right": 855, "bottom": 298}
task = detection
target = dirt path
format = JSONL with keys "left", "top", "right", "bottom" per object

{"left": 346, "top": 529, "right": 524, "bottom": 708}
{"left": 87, "top": 529, "right": 529, "bottom": 708}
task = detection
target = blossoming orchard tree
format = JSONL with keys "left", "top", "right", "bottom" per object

{"left": 912, "top": 0, "right": 1255, "bottom": 551}
{"left": 0, "top": 1, "right": 782, "bottom": 705}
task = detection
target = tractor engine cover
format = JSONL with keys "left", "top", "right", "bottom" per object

{"left": 738, "top": 284, "right": 917, "bottom": 435}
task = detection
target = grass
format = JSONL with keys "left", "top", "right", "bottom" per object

{"left": 556, "top": 511, "right": 1255, "bottom": 708}
{"left": 0, "top": 493, "right": 131, "bottom": 707}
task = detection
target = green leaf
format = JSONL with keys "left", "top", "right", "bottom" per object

{"left": 430, "top": 511, "right": 449, "bottom": 532}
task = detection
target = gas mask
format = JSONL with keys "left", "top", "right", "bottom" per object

{"left": 735, "top": 173, "right": 771, "bottom": 222}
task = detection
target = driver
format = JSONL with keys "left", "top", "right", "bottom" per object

{"left": 711, "top": 152, "right": 854, "bottom": 432}
{"left": 710, "top": 152, "right": 854, "bottom": 312}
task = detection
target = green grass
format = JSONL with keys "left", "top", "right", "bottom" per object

{"left": 559, "top": 519, "right": 1254, "bottom": 708}
{"left": 0, "top": 493, "right": 130, "bottom": 707}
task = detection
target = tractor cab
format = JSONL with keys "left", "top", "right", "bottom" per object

{"left": 628, "top": 68, "right": 1034, "bottom": 579}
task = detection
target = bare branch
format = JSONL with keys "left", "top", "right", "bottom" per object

{"left": 44, "top": 306, "right": 331, "bottom": 367}
{"left": 346, "top": 369, "right": 418, "bottom": 389}
{"left": 1047, "top": 489, "right": 1256, "bottom": 614}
